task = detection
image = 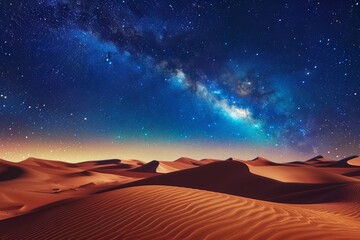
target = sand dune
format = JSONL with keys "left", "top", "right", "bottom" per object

{"left": 346, "top": 156, "right": 360, "bottom": 166}
{"left": 305, "top": 155, "right": 334, "bottom": 164}
{"left": 247, "top": 164, "right": 359, "bottom": 183}
{"left": 107, "top": 160, "right": 360, "bottom": 203}
{"left": 130, "top": 160, "right": 195, "bottom": 173}
{"left": 1, "top": 156, "right": 360, "bottom": 238}
{"left": 0, "top": 188, "right": 73, "bottom": 220}
{"left": 305, "top": 155, "right": 360, "bottom": 168}
{"left": 130, "top": 160, "right": 163, "bottom": 173}
{"left": 0, "top": 158, "right": 139, "bottom": 220}
{"left": 0, "top": 160, "right": 26, "bottom": 181}
{"left": 75, "top": 159, "right": 143, "bottom": 170}
{"left": 1, "top": 186, "right": 359, "bottom": 240}
{"left": 174, "top": 157, "right": 203, "bottom": 165}
{"left": 243, "top": 156, "right": 279, "bottom": 166}
{"left": 20, "top": 157, "right": 77, "bottom": 169}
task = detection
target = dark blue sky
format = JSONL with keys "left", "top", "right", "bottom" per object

{"left": 0, "top": 0, "right": 359, "bottom": 161}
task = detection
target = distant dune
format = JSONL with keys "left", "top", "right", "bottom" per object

{"left": 348, "top": 156, "right": 360, "bottom": 166}
{"left": 130, "top": 160, "right": 195, "bottom": 173}
{"left": 0, "top": 156, "right": 360, "bottom": 239}
{"left": 243, "top": 156, "right": 279, "bottom": 166}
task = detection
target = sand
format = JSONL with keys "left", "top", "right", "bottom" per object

{"left": 0, "top": 156, "right": 359, "bottom": 239}
{"left": 1, "top": 186, "right": 359, "bottom": 240}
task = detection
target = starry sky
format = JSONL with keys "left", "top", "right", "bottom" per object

{"left": 0, "top": 0, "right": 359, "bottom": 162}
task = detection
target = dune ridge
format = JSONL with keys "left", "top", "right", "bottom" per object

{"left": 105, "top": 160, "right": 360, "bottom": 203}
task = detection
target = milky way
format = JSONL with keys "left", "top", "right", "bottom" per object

{"left": 0, "top": 0, "right": 359, "bottom": 161}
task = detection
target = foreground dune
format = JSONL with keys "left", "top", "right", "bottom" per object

{"left": 0, "top": 185, "right": 359, "bottom": 240}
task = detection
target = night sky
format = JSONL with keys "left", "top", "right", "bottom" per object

{"left": 0, "top": 0, "right": 359, "bottom": 162}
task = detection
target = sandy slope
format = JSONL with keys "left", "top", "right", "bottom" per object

{"left": 348, "top": 156, "right": 360, "bottom": 166}
{"left": 130, "top": 160, "right": 195, "bottom": 173}
{"left": 243, "top": 157, "right": 279, "bottom": 166}
{"left": 0, "top": 158, "right": 138, "bottom": 219}
{"left": 247, "top": 164, "right": 359, "bottom": 183}
{"left": 0, "top": 185, "right": 359, "bottom": 240}
{"left": 109, "top": 160, "right": 360, "bottom": 203}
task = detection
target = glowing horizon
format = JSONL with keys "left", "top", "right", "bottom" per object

{"left": 0, "top": 138, "right": 334, "bottom": 163}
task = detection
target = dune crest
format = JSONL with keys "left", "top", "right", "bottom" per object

{"left": 346, "top": 156, "right": 360, "bottom": 166}
{"left": 245, "top": 156, "right": 279, "bottom": 166}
